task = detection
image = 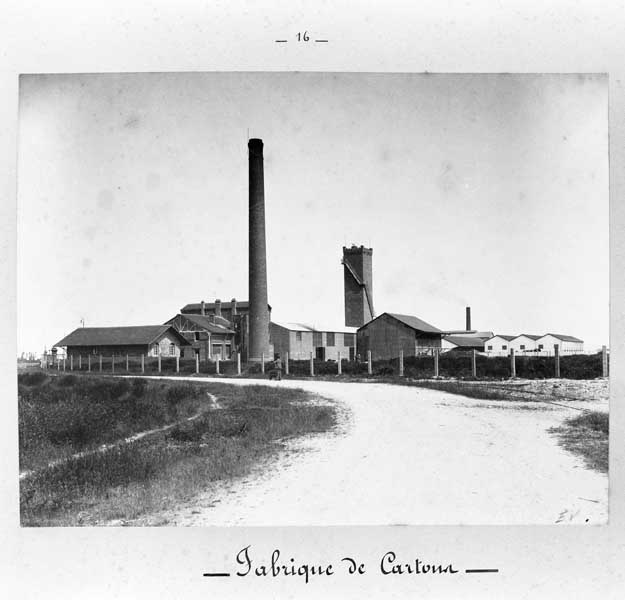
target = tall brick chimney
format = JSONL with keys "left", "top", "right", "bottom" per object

{"left": 215, "top": 299, "right": 222, "bottom": 318}
{"left": 466, "top": 306, "right": 471, "bottom": 331}
{"left": 248, "top": 138, "right": 271, "bottom": 361}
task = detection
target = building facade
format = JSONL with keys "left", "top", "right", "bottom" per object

{"left": 270, "top": 321, "right": 357, "bottom": 361}
{"left": 54, "top": 325, "right": 190, "bottom": 358}
{"left": 357, "top": 312, "right": 442, "bottom": 361}
{"left": 535, "top": 334, "right": 584, "bottom": 354}
{"left": 164, "top": 313, "right": 236, "bottom": 360}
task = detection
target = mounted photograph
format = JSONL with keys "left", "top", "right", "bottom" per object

{"left": 16, "top": 72, "right": 609, "bottom": 526}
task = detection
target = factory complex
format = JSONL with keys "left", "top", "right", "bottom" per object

{"left": 52, "top": 138, "right": 584, "bottom": 364}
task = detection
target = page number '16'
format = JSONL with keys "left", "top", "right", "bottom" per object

{"left": 296, "top": 31, "right": 310, "bottom": 41}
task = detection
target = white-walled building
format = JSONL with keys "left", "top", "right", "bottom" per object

{"left": 535, "top": 334, "right": 584, "bottom": 355}
{"left": 270, "top": 321, "right": 357, "bottom": 361}
{"left": 484, "top": 335, "right": 516, "bottom": 356}
{"left": 509, "top": 334, "right": 541, "bottom": 354}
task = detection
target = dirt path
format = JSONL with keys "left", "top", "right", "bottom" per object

{"left": 137, "top": 378, "right": 608, "bottom": 526}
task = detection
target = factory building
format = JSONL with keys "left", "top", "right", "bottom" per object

{"left": 173, "top": 298, "right": 272, "bottom": 361}
{"left": 535, "top": 334, "right": 584, "bottom": 354}
{"left": 164, "top": 312, "right": 236, "bottom": 360}
{"left": 509, "top": 334, "right": 542, "bottom": 354}
{"left": 441, "top": 335, "right": 486, "bottom": 352}
{"left": 357, "top": 312, "right": 442, "bottom": 361}
{"left": 270, "top": 321, "right": 357, "bottom": 361}
{"left": 54, "top": 325, "right": 189, "bottom": 358}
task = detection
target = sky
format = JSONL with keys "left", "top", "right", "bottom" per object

{"left": 17, "top": 72, "right": 609, "bottom": 354}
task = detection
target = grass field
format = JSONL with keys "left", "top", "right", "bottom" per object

{"left": 549, "top": 411, "right": 609, "bottom": 474}
{"left": 18, "top": 373, "right": 336, "bottom": 526}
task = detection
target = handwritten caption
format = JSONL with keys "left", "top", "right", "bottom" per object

{"left": 203, "top": 545, "right": 498, "bottom": 584}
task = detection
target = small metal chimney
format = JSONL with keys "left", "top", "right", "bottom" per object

{"left": 200, "top": 300, "right": 206, "bottom": 316}
{"left": 215, "top": 299, "right": 222, "bottom": 318}
{"left": 231, "top": 298, "right": 238, "bottom": 316}
{"left": 466, "top": 306, "right": 471, "bottom": 331}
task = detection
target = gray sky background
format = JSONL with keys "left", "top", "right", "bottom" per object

{"left": 17, "top": 72, "right": 608, "bottom": 354}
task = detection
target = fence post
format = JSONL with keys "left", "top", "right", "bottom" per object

{"left": 471, "top": 349, "right": 477, "bottom": 378}
{"left": 126, "top": 354, "right": 129, "bottom": 372}
{"left": 78, "top": 355, "right": 81, "bottom": 370}
{"left": 337, "top": 351, "right": 342, "bottom": 375}
{"left": 367, "top": 350, "right": 372, "bottom": 375}
{"left": 158, "top": 352, "right": 161, "bottom": 373}
{"left": 434, "top": 348, "right": 439, "bottom": 378}
{"left": 310, "top": 351, "right": 314, "bottom": 376}
{"left": 70, "top": 355, "right": 73, "bottom": 371}
{"left": 399, "top": 350, "right": 404, "bottom": 377}
{"left": 141, "top": 354, "right": 145, "bottom": 374}
{"left": 195, "top": 353, "right": 199, "bottom": 374}
{"left": 237, "top": 352, "right": 241, "bottom": 375}
{"left": 176, "top": 355, "right": 180, "bottom": 373}
{"left": 112, "top": 355, "right": 115, "bottom": 373}
{"left": 260, "top": 352, "right": 265, "bottom": 374}
{"left": 285, "top": 352, "right": 289, "bottom": 375}
{"left": 602, "top": 345, "right": 608, "bottom": 377}
{"left": 63, "top": 358, "right": 66, "bottom": 372}
{"left": 554, "top": 344, "right": 560, "bottom": 378}
{"left": 88, "top": 354, "right": 91, "bottom": 372}
{"left": 510, "top": 348, "right": 516, "bottom": 378}
{"left": 216, "top": 357, "right": 220, "bottom": 375}
{"left": 99, "top": 355, "right": 102, "bottom": 372}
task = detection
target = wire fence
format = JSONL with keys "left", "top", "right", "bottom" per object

{"left": 42, "top": 346, "right": 609, "bottom": 380}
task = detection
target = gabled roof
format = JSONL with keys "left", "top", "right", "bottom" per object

{"left": 514, "top": 334, "right": 542, "bottom": 341}
{"left": 55, "top": 326, "right": 189, "bottom": 348}
{"left": 541, "top": 333, "right": 584, "bottom": 343}
{"left": 359, "top": 312, "right": 441, "bottom": 334}
{"left": 166, "top": 314, "right": 235, "bottom": 334}
{"left": 444, "top": 335, "right": 485, "bottom": 348}
{"left": 487, "top": 335, "right": 516, "bottom": 342}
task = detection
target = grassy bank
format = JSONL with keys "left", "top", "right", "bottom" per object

{"left": 19, "top": 375, "right": 336, "bottom": 526}
{"left": 549, "top": 411, "right": 609, "bottom": 474}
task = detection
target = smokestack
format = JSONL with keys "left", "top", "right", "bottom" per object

{"left": 466, "top": 306, "right": 471, "bottom": 331}
{"left": 231, "top": 298, "right": 238, "bottom": 316}
{"left": 201, "top": 300, "right": 205, "bottom": 316}
{"left": 215, "top": 299, "right": 222, "bottom": 318}
{"left": 248, "top": 138, "right": 271, "bottom": 361}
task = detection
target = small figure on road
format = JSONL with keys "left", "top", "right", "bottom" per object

{"left": 273, "top": 354, "right": 283, "bottom": 381}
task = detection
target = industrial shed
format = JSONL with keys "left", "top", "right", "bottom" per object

{"left": 484, "top": 335, "right": 516, "bottom": 356}
{"left": 357, "top": 312, "right": 442, "bottom": 361}
{"left": 54, "top": 326, "right": 190, "bottom": 358}
{"left": 536, "top": 334, "right": 584, "bottom": 354}
{"left": 441, "top": 335, "right": 485, "bottom": 352}
{"left": 164, "top": 314, "right": 236, "bottom": 360}
{"left": 270, "top": 321, "right": 357, "bottom": 361}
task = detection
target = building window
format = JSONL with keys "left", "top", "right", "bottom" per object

{"left": 487, "top": 345, "right": 493, "bottom": 350}
{"left": 169, "top": 343, "right": 175, "bottom": 355}
{"left": 520, "top": 344, "right": 525, "bottom": 350}
{"left": 502, "top": 345, "right": 507, "bottom": 350}
{"left": 344, "top": 333, "right": 355, "bottom": 346}
{"left": 538, "top": 344, "right": 544, "bottom": 350}
{"left": 313, "top": 331, "right": 322, "bottom": 346}
{"left": 296, "top": 331, "right": 302, "bottom": 342}
{"left": 326, "top": 332, "right": 335, "bottom": 347}
{"left": 153, "top": 344, "right": 159, "bottom": 355}
{"left": 194, "top": 332, "right": 200, "bottom": 341}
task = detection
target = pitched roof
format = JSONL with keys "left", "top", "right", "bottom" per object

{"left": 542, "top": 333, "right": 584, "bottom": 343}
{"left": 444, "top": 335, "right": 485, "bottom": 348}
{"left": 169, "top": 314, "right": 235, "bottom": 334}
{"left": 382, "top": 313, "right": 442, "bottom": 334}
{"left": 514, "top": 334, "right": 542, "bottom": 341}
{"left": 55, "top": 326, "right": 189, "bottom": 348}
{"left": 487, "top": 335, "right": 516, "bottom": 342}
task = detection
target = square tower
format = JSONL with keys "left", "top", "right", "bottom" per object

{"left": 342, "top": 245, "right": 375, "bottom": 327}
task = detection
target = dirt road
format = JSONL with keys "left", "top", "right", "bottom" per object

{"left": 140, "top": 378, "right": 608, "bottom": 526}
